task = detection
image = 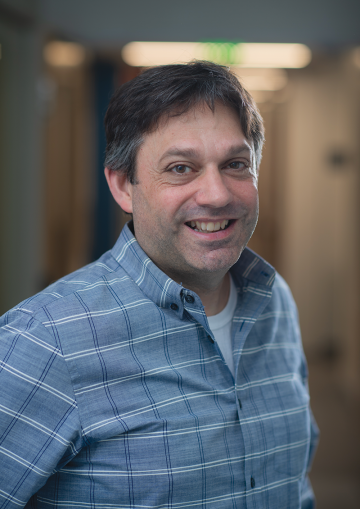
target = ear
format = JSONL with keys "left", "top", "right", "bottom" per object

{"left": 105, "top": 168, "right": 133, "bottom": 213}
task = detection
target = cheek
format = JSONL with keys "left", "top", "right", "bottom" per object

{"left": 158, "top": 188, "right": 191, "bottom": 216}
{"left": 135, "top": 190, "right": 179, "bottom": 233}
{"left": 249, "top": 186, "right": 259, "bottom": 206}
{"left": 234, "top": 180, "right": 258, "bottom": 205}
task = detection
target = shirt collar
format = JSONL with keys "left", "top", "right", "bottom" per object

{"left": 111, "top": 221, "right": 183, "bottom": 310}
{"left": 111, "top": 222, "right": 276, "bottom": 310}
{"left": 230, "top": 246, "right": 276, "bottom": 288}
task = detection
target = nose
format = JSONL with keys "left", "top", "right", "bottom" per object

{"left": 195, "top": 166, "right": 232, "bottom": 208}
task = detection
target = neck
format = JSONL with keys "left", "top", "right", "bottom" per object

{"left": 183, "top": 272, "right": 230, "bottom": 316}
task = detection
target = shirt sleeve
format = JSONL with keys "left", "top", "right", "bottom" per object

{"left": 300, "top": 406, "right": 320, "bottom": 508}
{"left": 299, "top": 324, "right": 320, "bottom": 508}
{"left": 0, "top": 310, "right": 83, "bottom": 508}
{"left": 273, "top": 274, "right": 320, "bottom": 508}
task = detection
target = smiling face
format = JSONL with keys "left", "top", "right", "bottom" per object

{"left": 107, "top": 102, "right": 259, "bottom": 290}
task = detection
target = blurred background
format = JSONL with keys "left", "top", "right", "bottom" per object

{"left": 0, "top": 0, "right": 359, "bottom": 506}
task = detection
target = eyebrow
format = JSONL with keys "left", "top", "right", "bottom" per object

{"left": 159, "top": 143, "right": 252, "bottom": 164}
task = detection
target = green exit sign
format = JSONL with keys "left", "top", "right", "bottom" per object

{"left": 200, "top": 41, "right": 244, "bottom": 65}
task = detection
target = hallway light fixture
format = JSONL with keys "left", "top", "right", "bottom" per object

{"left": 44, "top": 41, "right": 86, "bottom": 67}
{"left": 232, "top": 68, "right": 288, "bottom": 91}
{"left": 122, "top": 42, "right": 311, "bottom": 69}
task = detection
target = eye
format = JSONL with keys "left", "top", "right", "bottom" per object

{"left": 171, "top": 165, "right": 192, "bottom": 175}
{"left": 227, "top": 161, "right": 247, "bottom": 170}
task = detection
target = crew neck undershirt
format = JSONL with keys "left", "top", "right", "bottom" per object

{"left": 207, "top": 275, "right": 237, "bottom": 377}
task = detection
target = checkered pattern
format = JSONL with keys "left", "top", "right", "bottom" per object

{"left": 0, "top": 223, "right": 318, "bottom": 509}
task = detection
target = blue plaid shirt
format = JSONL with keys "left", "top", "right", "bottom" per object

{"left": 0, "top": 223, "right": 318, "bottom": 509}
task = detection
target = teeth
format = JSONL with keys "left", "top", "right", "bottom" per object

{"left": 190, "top": 220, "right": 229, "bottom": 232}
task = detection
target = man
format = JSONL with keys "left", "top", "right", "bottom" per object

{"left": 0, "top": 61, "right": 318, "bottom": 508}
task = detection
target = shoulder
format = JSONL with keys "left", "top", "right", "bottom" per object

{"left": 271, "top": 272, "right": 299, "bottom": 316}
{"left": 232, "top": 248, "right": 301, "bottom": 339}
{"left": 0, "top": 248, "right": 139, "bottom": 339}
{"left": 232, "top": 247, "right": 297, "bottom": 309}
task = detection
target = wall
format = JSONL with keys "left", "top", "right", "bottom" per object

{"left": 0, "top": 0, "right": 44, "bottom": 313}
{"left": 281, "top": 55, "right": 360, "bottom": 395}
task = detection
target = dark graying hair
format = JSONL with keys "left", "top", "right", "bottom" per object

{"left": 104, "top": 60, "right": 265, "bottom": 184}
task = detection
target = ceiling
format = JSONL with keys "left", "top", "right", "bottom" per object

{"left": 38, "top": 0, "right": 360, "bottom": 49}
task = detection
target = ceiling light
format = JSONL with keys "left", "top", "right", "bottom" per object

{"left": 231, "top": 68, "right": 288, "bottom": 91}
{"left": 44, "top": 41, "right": 86, "bottom": 67}
{"left": 122, "top": 42, "right": 199, "bottom": 67}
{"left": 236, "top": 43, "right": 311, "bottom": 68}
{"left": 122, "top": 42, "right": 311, "bottom": 69}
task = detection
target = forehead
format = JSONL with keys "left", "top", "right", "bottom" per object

{"left": 159, "top": 101, "right": 241, "bottom": 133}
{"left": 140, "top": 102, "right": 250, "bottom": 158}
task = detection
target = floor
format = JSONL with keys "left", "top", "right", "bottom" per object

{"left": 308, "top": 360, "right": 360, "bottom": 509}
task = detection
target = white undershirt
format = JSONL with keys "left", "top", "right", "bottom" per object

{"left": 207, "top": 275, "right": 237, "bottom": 377}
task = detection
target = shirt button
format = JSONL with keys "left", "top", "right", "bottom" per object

{"left": 170, "top": 303, "right": 179, "bottom": 311}
{"left": 207, "top": 334, "right": 214, "bottom": 343}
{"left": 250, "top": 477, "right": 255, "bottom": 488}
{"left": 185, "top": 295, "right": 194, "bottom": 303}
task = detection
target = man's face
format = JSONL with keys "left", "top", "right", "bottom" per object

{"left": 125, "top": 102, "right": 259, "bottom": 286}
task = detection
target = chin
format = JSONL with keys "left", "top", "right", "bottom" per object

{"left": 195, "top": 251, "right": 242, "bottom": 274}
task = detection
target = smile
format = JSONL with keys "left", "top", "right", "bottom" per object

{"left": 186, "top": 219, "right": 230, "bottom": 233}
